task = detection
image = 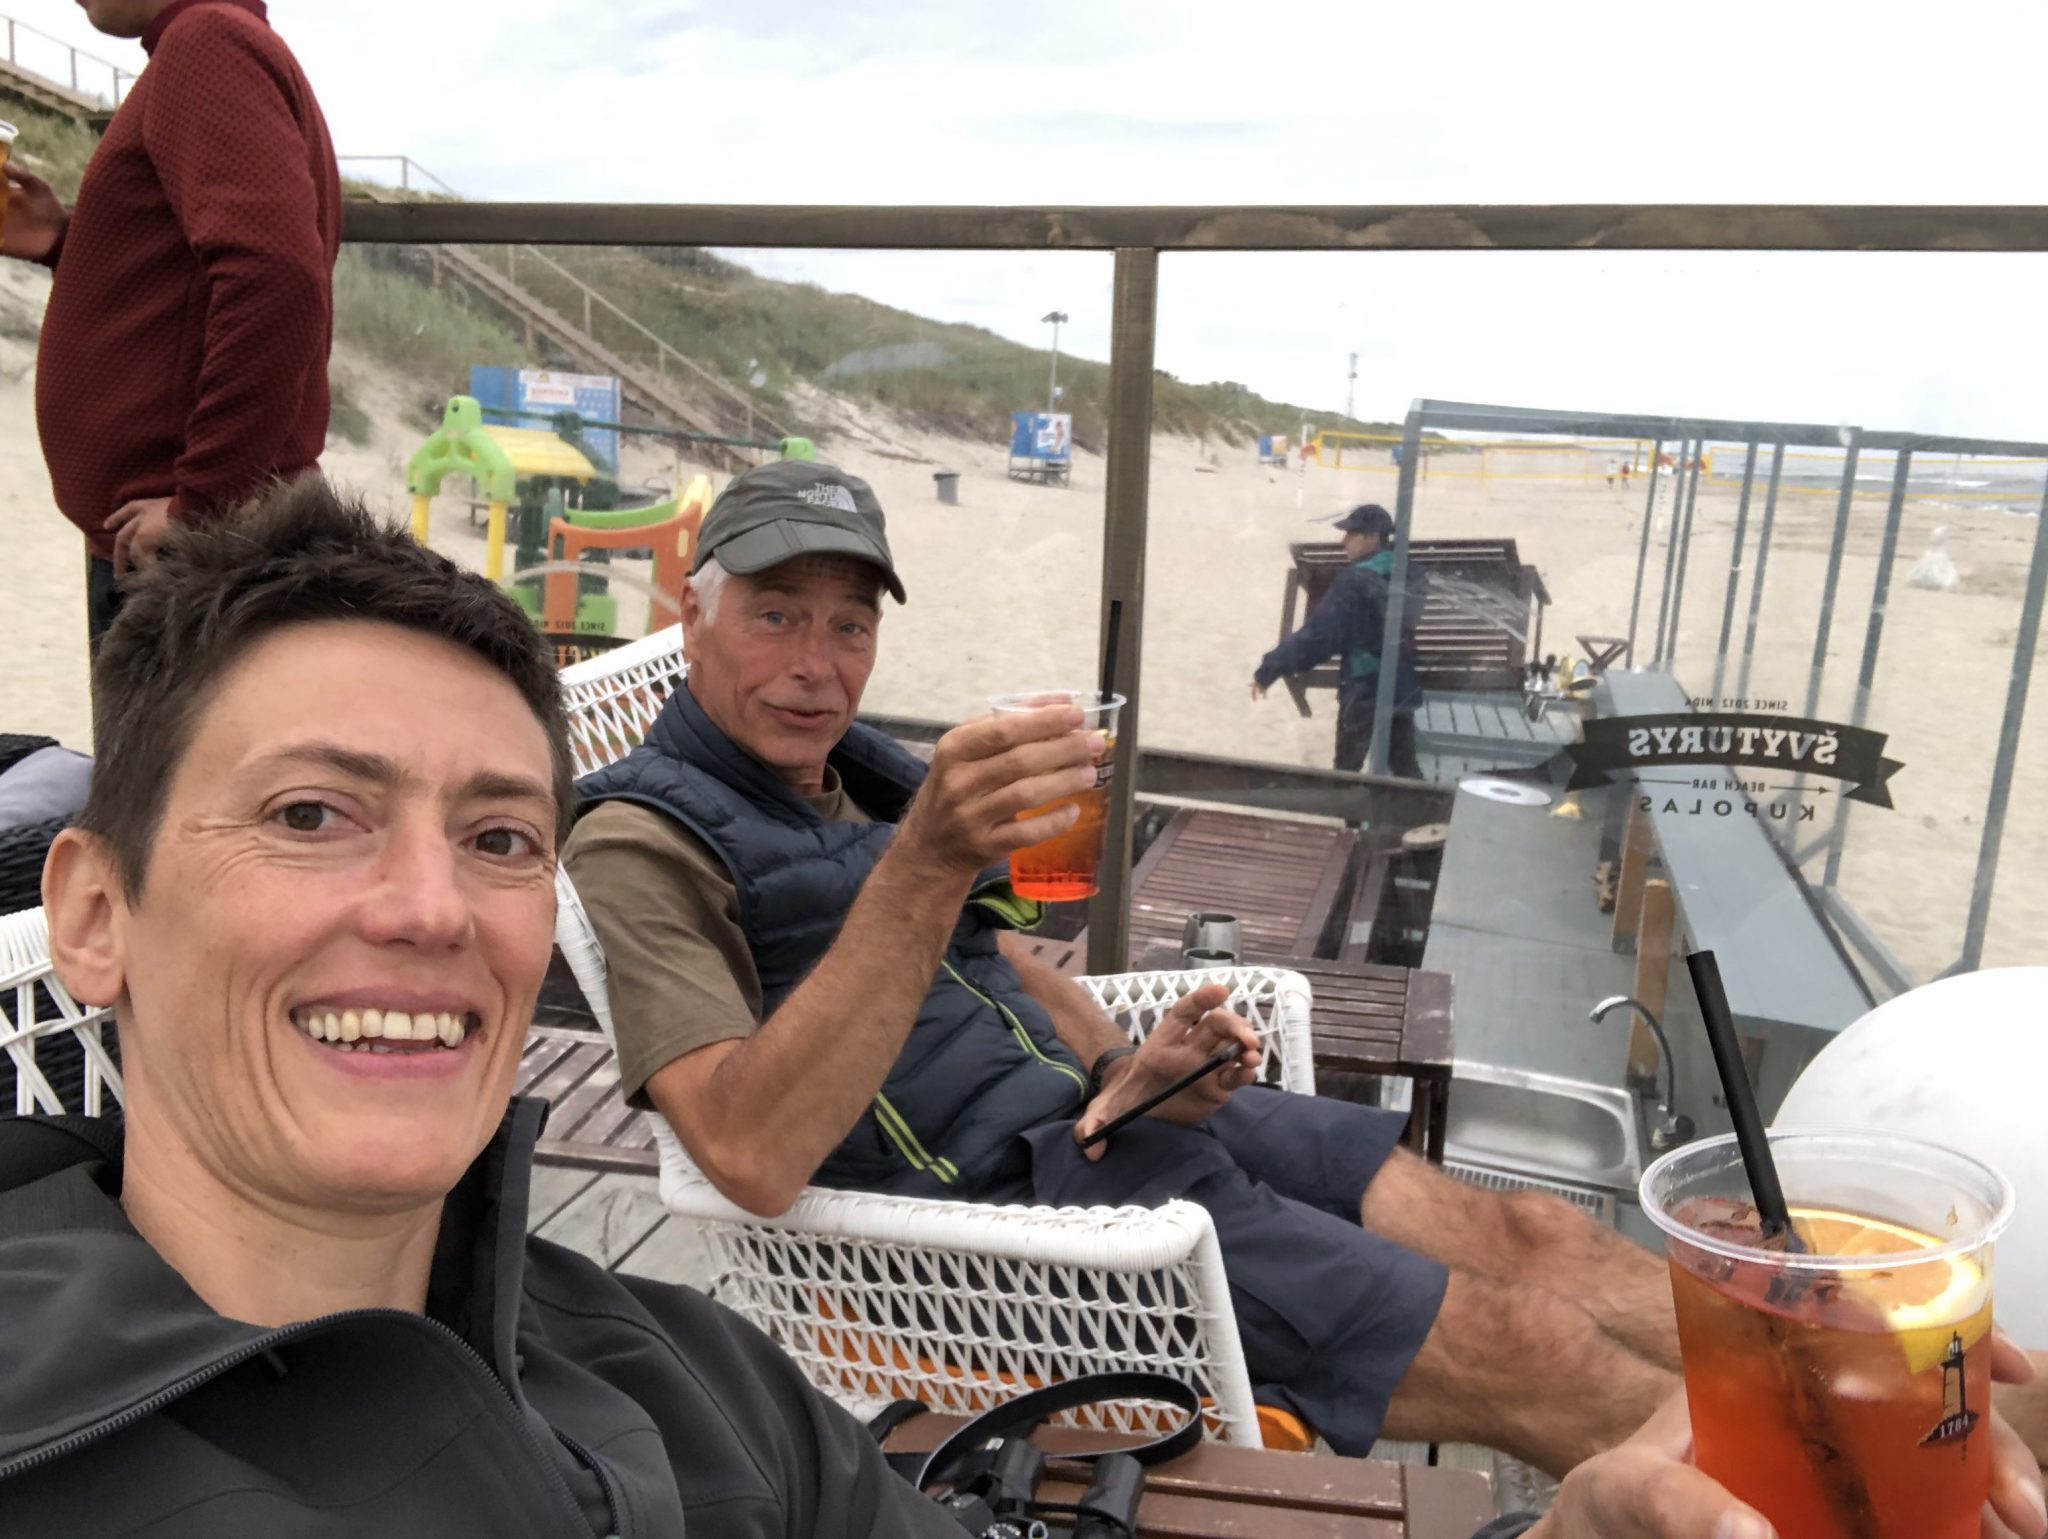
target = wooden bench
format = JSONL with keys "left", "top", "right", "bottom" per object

{"left": 883, "top": 1412, "right": 1497, "bottom": 1538}
{"left": 1279, "top": 538, "right": 1552, "bottom": 698}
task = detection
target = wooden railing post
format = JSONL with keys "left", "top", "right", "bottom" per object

{"left": 1631, "top": 879, "right": 1676, "bottom": 1085}
{"left": 1611, "top": 795, "right": 1653, "bottom": 953}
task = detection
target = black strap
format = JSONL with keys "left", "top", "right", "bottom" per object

{"left": 864, "top": 1398, "right": 930, "bottom": 1446}
{"left": 914, "top": 1371, "right": 1205, "bottom": 1495}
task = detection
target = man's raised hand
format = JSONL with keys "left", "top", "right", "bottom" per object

{"left": 892, "top": 703, "right": 1104, "bottom": 881}
{"left": 2, "top": 164, "right": 67, "bottom": 264}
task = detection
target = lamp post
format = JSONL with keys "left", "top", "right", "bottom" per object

{"left": 1042, "top": 310, "right": 1068, "bottom": 413}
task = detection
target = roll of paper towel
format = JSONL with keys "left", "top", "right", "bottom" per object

{"left": 1776, "top": 966, "right": 2048, "bottom": 1348}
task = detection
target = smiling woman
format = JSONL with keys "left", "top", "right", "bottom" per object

{"left": 0, "top": 475, "right": 974, "bottom": 1536}
{"left": 57, "top": 619, "right": 562, "bottom": 1266}
{"left": 39, "top": 482, "right": 571, "bottom": 1319}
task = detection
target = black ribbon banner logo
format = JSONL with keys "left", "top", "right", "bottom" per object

{"left": 1565, "top": 713, "right": 1903, "bottom": 808}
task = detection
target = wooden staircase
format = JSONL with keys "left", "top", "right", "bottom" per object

{"left": 0, "top": 14, "right": 129, "bottom": 128}
{"left": 351, "top": 174, "right": 783, "bottom": 473}
{"left": 421, "top": 238, "right": 758, "bottom": 472}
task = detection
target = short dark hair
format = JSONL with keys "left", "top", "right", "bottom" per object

{"left": 81, "top": 477, "right": 576, "bottom": 896}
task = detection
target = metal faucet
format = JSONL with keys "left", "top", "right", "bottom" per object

{"left": 1590, "top": 995, "right": 1695, "bottom": 1152}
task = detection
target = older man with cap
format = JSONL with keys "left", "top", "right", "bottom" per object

{"left": 1253, "top": 503, "right": 1425, "bottom": 778}
{"left": 562, "top": 461, "right": 1725, "bottom": 1478}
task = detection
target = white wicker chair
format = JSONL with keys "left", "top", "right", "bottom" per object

{"left": 551, "top": 867, "right": 1317, "bottom": 1446}
{"left": 1, "top": 906, "right": 123, "bottom": 1117}
{"left": 558, "top": 625, "right": 687, "bottom": 776}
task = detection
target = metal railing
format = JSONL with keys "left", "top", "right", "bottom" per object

{"left": 0, "top": 13, "right": 133, "bottom": 106}
{"left": 337, "top": 155, "right": 462, "bottom": 200}
{"left": 340, "top": 197, "right": 2048, "bottom": 976}
{"left": 487, "top": 243, "right": 789, "bottom": 438}
{"left": 338, "top": 156, "right": 788, "bottom": 439}
{"left": 1372, "top": 399, "right": 2048, "bottom": 993}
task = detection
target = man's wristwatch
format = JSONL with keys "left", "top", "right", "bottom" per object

{"left": 1086, "top": 1045, "right": 1138, "bottom": 1101}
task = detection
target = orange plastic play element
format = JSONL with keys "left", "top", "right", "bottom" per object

{"left": 543, "top": 502, "right": 704, "bottom": 633}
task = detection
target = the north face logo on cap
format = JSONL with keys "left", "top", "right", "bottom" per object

{"left": 796, "top": 482, "right": 859, "bottom": 514}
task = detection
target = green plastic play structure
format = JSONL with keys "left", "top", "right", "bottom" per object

{"left": 408, "top": 395, "right": 811, "bottom": 640}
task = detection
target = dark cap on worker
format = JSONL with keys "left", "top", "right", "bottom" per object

{"left": 693, "top": 459, "right": 907, "bottom": 602}
{"left": 1335, "top": 504, "right": 1395, "bottom": 537}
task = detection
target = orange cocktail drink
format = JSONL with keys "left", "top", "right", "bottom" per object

{"left": 1643, "top": 1132, "right": 2013, "bottom": 1539}
{"left": 988, "top": 690, "right": 1123, "bottom": 901}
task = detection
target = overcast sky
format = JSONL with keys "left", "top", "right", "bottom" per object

{"left": 14, "top": 0, "right": 2048, "bottom": 437}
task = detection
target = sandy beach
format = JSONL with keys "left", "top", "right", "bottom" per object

{"left": 4, "top": 262, "right": 2041, "bottom": 985}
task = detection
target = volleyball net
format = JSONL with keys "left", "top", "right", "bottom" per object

{"left": 1305, "top": 432, "right": 2048, "bottom": 509}
{"left": 1306, "top": 430, "right": 1655, "bottom": 485}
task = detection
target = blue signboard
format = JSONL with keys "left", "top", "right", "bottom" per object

{"left": 469, "top": 366, "right": 622, "bottom": 472}
{"left": 1009, "top": 411, "right": 1073, "bottom": 462}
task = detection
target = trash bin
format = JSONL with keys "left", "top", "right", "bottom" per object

{"left": 933, "top": 471, "right": 960, "bottom": 505}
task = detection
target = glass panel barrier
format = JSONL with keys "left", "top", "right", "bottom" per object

{"left": 1143, "top": 248, "right": 2047, "bottom": 1134}
{"left": 330, "top": 240, "right": 1111, "bottom": 731}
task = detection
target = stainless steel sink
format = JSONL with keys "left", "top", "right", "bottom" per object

{"left": 1442, "top": 1062, "right": 1645, "bottom": 1198}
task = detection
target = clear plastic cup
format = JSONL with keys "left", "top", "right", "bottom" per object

{"left": 1641, "top": 1130, "right": 2013, "bottom": 1539}
{"left": 987, "top": 689, "right": 1124, "bottom": 901}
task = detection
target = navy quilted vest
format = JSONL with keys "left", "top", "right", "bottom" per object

{"left": 575, "top": 686, "right": 1086, "bottom": 1197}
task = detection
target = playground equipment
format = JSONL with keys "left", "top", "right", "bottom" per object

{"left": 1007, "top": 410, "right": 1072, "bottom": 486}
{"left": 409, "top": 396, "right": 796, "bottom": 649}
{"left": 407, "top": 396, "right": 597, "bottom": 581}
{"left": 542, "top": 479, "right": 711, "bottom": 637}
{"left": 471, "top": 365, "right": 623, "bottom": 474}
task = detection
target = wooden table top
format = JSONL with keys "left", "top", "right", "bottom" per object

{"left": 1252, "top": 954, "right": 1455, "bottom": 1082}
{"left": 883, "top": 1414, "right": 1496, "bottom": 1539}
{"left": 1127, "top": 807, "right": 1356, "bottom": 964}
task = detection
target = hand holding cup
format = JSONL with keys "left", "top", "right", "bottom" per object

{"left": 893, "top": 702, "right": 1105, "bottom": 883}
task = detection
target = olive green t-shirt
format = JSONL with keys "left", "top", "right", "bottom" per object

{"left": 561, "top": 771, "right": 871, "bottom": 1108}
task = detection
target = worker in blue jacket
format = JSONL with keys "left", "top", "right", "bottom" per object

{"left": 1254, "top": 503, "right": 1426, "bottom": 777}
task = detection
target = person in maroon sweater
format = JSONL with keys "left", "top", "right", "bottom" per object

{"left": 1, "top": 0, "right": 339, "bottom": 651}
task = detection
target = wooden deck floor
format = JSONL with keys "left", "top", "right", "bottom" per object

{"left": 527, "top": 1165, "right": 714, "bottom": 1290}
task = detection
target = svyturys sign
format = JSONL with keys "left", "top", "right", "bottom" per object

{"left": 1566, "top": 711, "right": 1904, "bottom": 816}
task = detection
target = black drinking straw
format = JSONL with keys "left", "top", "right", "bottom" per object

{"left": 1685, "top": 949, "right": 1804, "bottom": 1251}
{"left": 1098, "top": 600, "right": 1123, "bottom": 705}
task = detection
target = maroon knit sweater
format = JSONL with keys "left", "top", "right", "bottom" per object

{"left": 35, "top": 0, "right": 340, "bottom": 558}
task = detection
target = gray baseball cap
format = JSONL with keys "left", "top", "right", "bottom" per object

{"left": 693, "top": 459, "right": 906, "bottom": 602}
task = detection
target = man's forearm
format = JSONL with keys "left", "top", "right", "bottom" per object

{"left": 1002, "top": 936, "right": 1129, "bottom": 1071}
{"left": 1260, "top": 605, "right": 1342, "bottom": 682}
{"left": 670, "top": 848, "right": 975, "bottom": 1211}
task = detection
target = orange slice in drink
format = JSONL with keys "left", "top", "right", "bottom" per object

{"left": 1791, "top": 1206, "right": 1991, "bottom": 1373}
